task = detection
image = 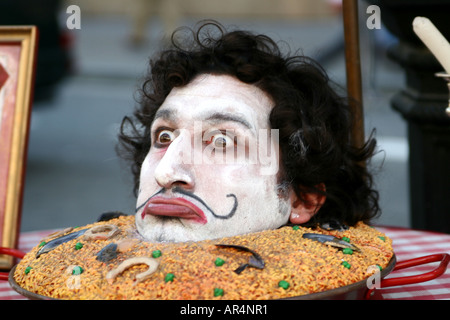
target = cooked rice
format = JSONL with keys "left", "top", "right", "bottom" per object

{"left": 14, "top": 215, "right": 393, "bottom": 300}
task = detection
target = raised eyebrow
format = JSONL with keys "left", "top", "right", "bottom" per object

{"left": 153, "top": 109, "right": 177, "bottom": 122}
{"left": 150, "top": 109, "right": 177, "bottom": 134}
{"left": 204, "top": 112, "right": 253, "bottom": 130}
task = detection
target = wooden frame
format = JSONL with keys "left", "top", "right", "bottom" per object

{"left": 0, "top": 26, "right": 37, "bottom": 269}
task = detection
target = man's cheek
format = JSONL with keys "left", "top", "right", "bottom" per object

{"left": 139, "top": 154, "right": 160, "bottom": 185}
{"left": 257, "top": 129, "right": 280, "bottom": 176}
{"left": 136, "top": 166, "right": 157, "bottom": 206}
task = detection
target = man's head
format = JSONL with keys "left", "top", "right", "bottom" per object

{"left": 119, "top": 21, "right": 380, "bottom": 242}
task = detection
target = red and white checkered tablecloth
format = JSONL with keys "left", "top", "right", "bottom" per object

{"left": 375, "top": 226, "right": 450, "bottom": 300}
{"left": 1, "top": 226, "right": 449, "bottom": 300}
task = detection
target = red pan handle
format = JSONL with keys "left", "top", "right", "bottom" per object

{"left": 0, "top": 247, "right": 26, "bottom": 281}
{"left": 366, "top": 253, "right": 450, "bottom": 299}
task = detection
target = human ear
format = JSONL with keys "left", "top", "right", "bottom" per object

{"left": 289, "top": 184, "right": 326, "bottom": 224}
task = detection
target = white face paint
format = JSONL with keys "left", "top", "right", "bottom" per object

{"left": 135, "top": 74, "right": 291, "bottom": 242}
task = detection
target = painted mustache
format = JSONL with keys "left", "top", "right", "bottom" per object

{"left": 136, "top": 187, "right": 237, "bottom": 221}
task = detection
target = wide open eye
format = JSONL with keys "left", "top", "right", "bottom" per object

{"left": 155, "top": 129, "right": 175, "bottom": 147}
{"left": 205, "top": 131, "right": 235, "bottom": 149}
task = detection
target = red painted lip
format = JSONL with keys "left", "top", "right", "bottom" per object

{"left": 142, "top": 196, "right": 207, "bottom": 224}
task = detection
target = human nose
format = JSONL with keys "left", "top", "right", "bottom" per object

{"left": 154, "top": 131, "right": 195, "bottom": 189}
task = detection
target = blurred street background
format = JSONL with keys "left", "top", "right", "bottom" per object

{"left": 7, "top": 0, "right": 410, "bottom": 232}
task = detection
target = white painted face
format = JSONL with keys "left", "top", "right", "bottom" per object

{"left": 135, "top": 74, "right": 291, "bottom": 242}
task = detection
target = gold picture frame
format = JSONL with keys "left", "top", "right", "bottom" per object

{"left": 0, "top": 26, "right": 37, "bottom": 270}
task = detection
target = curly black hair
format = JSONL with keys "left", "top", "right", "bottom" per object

{"left": 118, "top": 20, "right": 380, "bottom": 227}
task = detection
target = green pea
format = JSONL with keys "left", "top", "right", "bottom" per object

{"left": 24, "top": 266, "right": 32, "bottom": 275}
{"left": 215, "top": 257, "right": 225, "bottom": 266}
{"left": 342, "top": 248, "right": 353, "bottom": 255}
{"left": 72, "top": 266, "right": 83, "bottom": 275}
{"left": 75, "top": 242, "right": 83, "bottom": 250}
{"left": 342, "top": 261, "right": 351, "bottom": 269}
{"left": 278, "top": 280, "right": 290, "bottom": 290}
{"left": 165, "top": 273, "right": 175, "bottom": 282}
{"left": 214, "top": 288, "right": 224, "bottom": 297}
{"left": 152, "top": 250, "right": 162, "bottom": 258}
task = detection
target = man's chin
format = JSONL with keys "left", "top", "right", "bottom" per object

{"left": 138, "top": 230, "right": 215, "bottom": 243}
{"left": 136, "top": 218, "right": 216, "bottom": 243}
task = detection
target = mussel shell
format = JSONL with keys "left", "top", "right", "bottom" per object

{"left": 302, "top": 233, "right": 361, "bottom": 252}
{"left": 320, "top": 220, "right": 349, "bottom": 231}
{"left": 215, "top": 244, "right": 265, "bottom": 274}
{"left": 302, "top": 233, "right": 336, "bottom": 243}
{"left": 96, "top": 243, "right": 118, "bottom": 262}
{"left": 36, "top": 228, "right": 87, "bottom": 258}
